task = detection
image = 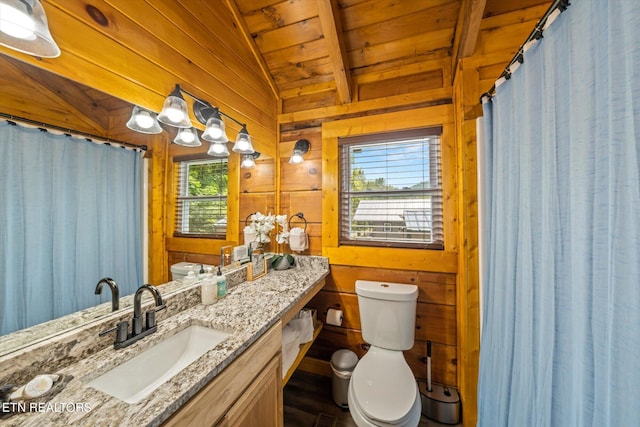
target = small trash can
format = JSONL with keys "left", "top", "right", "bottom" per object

{"left": 330, "top": 349, "right": 359, "bottom": 408}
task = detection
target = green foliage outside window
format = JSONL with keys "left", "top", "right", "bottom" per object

{"left": 176, "top": 159, "right": 228, "bottom": 236}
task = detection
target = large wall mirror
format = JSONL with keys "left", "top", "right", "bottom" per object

{"left": 0, "top": 53, "right": 272, "bottom": 356}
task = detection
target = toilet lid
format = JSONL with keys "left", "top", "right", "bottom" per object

{"left": 351, "top": 348, "right": 417, "bottom": 423}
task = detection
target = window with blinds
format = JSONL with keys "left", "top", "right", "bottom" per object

{"left": 174, "top": 158, "right": 228, "bottom": 237}
{"left": 339, "top": 127, "right": 444, "bottom": 249}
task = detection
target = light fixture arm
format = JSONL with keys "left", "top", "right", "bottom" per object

{"left": 218, "top": 110, "right": 245, "bottom": 128}
{"left": 174, "top": 85, "right": 246, "bottom": 128}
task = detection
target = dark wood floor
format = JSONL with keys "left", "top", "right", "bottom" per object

{"left": 283, "top": 370, "right": 461, "bottom": 427}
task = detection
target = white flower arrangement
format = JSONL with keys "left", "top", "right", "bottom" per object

{"left": 244, "top": 212, "right": 289, "bottom": 246}
{"left": 275, "top": 214, "right": 289, "bottom": 245}
{"left": 244, "top": 211, "right": 294, "bottom": 270}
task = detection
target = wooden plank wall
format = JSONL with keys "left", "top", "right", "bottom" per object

{"left": 239, "top": 158, "right": 277, "bottom": 245}
{"left": 279, "top": 104, "right": 460, "bottom": 389}
{"left": 307, "top": 265, "right": 458, "bottom": 386}
{"left": 279, "top": 129, "right": 323, "bottom": 254}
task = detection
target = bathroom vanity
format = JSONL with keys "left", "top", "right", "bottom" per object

{"left": 0, "top": 256, "right": 329, "bottom": 426}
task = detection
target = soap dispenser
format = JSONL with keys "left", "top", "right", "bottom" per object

{"left": 216, "top": 266, "right": 227, "bottom": 299}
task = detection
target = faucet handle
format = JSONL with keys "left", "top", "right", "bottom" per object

{"left": 145, "top": 311, "right": 156, "bottom": 329}
{"left": 145, "top": 305, "right": 166, "bottom": 329}
{"left": 99, "top": 321, "right": 129, "bottom": 344}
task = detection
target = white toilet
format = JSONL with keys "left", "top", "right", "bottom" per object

{"left": 348, "top": 280, "right": 422, "bottom": 427}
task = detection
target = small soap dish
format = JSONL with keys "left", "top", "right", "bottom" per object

{"left": 0, "top": 373, "right": 74, "bottom": 419}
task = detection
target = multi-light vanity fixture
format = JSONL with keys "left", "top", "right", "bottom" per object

{"left": 126, "top": 84, "right": 312, "bottom": 165}
{"left": 126, "top": 84, "right": 257, "bottom": 159}
{"left": 0, "top": 0, "right": 60, "bottom": 58}
{"left": 0, "top": 2, "right": 311, "bottom": 166}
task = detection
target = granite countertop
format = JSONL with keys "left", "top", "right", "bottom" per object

{"left": 4, "top": 256, "right": 329, "bottom": 426}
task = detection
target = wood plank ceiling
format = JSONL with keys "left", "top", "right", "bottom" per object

{"left": 230, "top": 0, "right": 549, "bottom": 117}
{"left": 0, "top": 0, "right": 550, "bottom": 136}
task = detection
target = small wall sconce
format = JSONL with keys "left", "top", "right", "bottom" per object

{"left": 289, "top": 139, "right": 311, "bottom": 164}
{"left": 241, "top": 152, "right": 260, "bottom": 168}
{"left": 0, "top": 0, "right": 60, "bottom": 58}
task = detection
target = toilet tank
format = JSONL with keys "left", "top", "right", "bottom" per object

{"left": 355, "top": 280, "right": 418, "bottom": 351}
{"left": 170, "top": 262, "right": 213, "bottom": 281}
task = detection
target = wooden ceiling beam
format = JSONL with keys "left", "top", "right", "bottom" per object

{"left": 225, "top": 0, "right": 279, "bottom": 98}
{"left": 317, "top": 0, "right": 352, "bottom": 104}
{"left": 452, "top": 0, "right": 487, "bottom": 76}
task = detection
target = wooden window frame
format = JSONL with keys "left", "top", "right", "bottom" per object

{"left": 321, "top": 105, "right": 458, "bottom": 273}
{"left": 173, "top": 156, "right": 228, "bottom": 239}
{"left": 338, "top": 127, "right": 444, "bottom": 250}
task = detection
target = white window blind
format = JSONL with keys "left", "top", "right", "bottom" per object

{"left": 174, "top": 158, "right": 228, "bottom": 237}
{"left": 339, "top": 127, "right": 444, "bottom": 249}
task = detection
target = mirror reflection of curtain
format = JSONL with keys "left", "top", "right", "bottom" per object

{"left": 478, "top": 1, "right": 640, "bottom": 426}
{"left": 0, "top": 122, "right": 143, "bottom": 335}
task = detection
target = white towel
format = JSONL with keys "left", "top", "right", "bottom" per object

{"left": 243, "top": 227, "right": 256, "bottom": 245}
{"left": 282, "top": 340, "right": 300, "bottom": 376}
{"left": 282, "top": 324, "right": 300, "bottom": 346}
{"left": 288, "top": 227, "right": 308, "bottom": 252}
{"left": 289, "top": 310, "right": 314, "bottom": 343}
{"left": 282, "top": 324, "right": 301, "bottom": 377}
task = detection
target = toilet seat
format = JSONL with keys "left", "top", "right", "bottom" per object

{"left": 349, "top": 347, "right": 418, "bottom": 424}
{"left": 348, "top": 374, "right": 421, "bottom": 427}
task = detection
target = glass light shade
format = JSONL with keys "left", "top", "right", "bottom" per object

{"left": 232, "top": 125, "right": 255, "bottom": 154}
{"left": 126, "top": 106, "right": 162, "bottom": 134}
{"left": 157, "top": 87, "right": 191, "bottom": 128}
{"left": 289, "top": 139, "right": 310, "bottom": 164}
{"left": 173, "top": 127, "right": 201, "bottom": 147}
{"left": 207, "top": 141, "right": 229, "bottom": 157}
{"left": 289, "top": 149, "right": 304, "bottom": 164}
{"left": 240, "top": 154, "right": 255, "bottom": 168}
{"left": 202, "top": 116, "right": 229, "bottom": 143}
{"left": 0, "top": 0, "right": 60, "bottom": 57}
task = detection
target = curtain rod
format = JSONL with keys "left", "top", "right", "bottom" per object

{"left": 0, "top": 112, "right": 147, "bottom": 151}
{"left": 480, "top": 0, "right": 571, "bottom": 104}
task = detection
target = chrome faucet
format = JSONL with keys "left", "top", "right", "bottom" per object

{"left": 99, "top": 284, "right": 166, "bottom": 349}
{"left": 95, "top": 277, "right": 120, "bottom": 312}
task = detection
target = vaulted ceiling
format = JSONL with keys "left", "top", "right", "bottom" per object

{"left": 0, "top": 0, "right": 550, "bottom": 138}
{"left": 232, "top": 0, "right": 548, "bottom": 101}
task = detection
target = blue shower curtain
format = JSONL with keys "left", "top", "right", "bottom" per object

{"left": 0, "top": 123, "right": 143, "bottom": 335}
{"left": 478, "top": 1, "right": 640, "bottom": 426}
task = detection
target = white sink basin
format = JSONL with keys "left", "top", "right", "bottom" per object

{"left": 87, "top": 325, "right": 231, "bottom": 403}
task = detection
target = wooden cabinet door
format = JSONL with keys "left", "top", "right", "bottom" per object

{"left": 217, "top": 354, "right": 283, "bottom": 427}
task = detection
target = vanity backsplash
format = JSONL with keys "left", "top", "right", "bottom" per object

{"left": 0, "top": 266, "right": 249, "bottom": 386}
